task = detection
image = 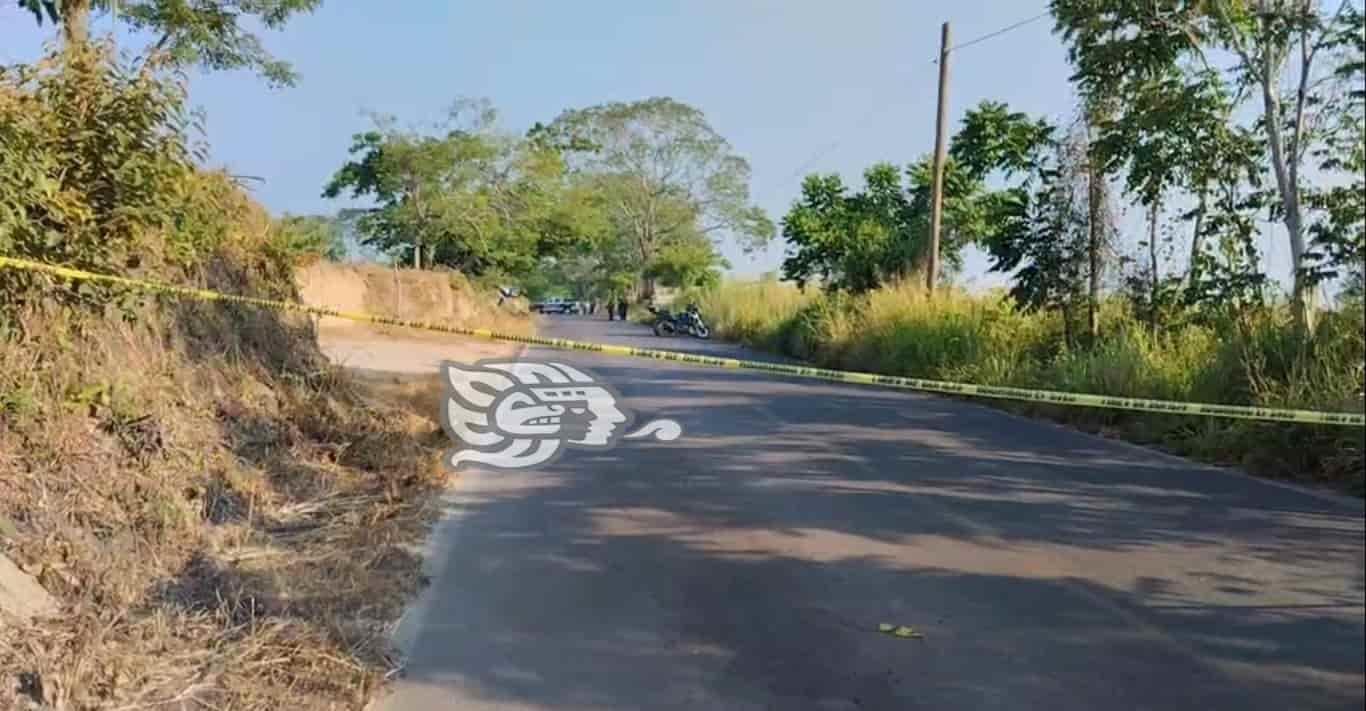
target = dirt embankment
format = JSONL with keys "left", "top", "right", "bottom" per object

{"left": 0, "top": 257, "right": 530, "bottom": 710}
{"left": 1, "top": 253, "right": 454, "bottom": 710}
{"left": 293, "top": 261, "right": 530, "bottom": 374}
{"left": 295, "top": 262, "right": 530, "bottom": 339}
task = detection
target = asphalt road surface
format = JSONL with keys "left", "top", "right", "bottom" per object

{"left": 377, "top": 314, "right": 1365, "bottom": 711}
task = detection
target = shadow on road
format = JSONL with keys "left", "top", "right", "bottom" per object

{"left": 384, "top": 320, "right": 1365, "bottom": 711}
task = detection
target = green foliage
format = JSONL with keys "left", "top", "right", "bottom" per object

{"left": 271, "top": 213, "right": 346, "bottom": 261}
{"left": 781, "top": 100, "right": 1071, "bottom": 297}
{"left": 19, "top": 0, "right": 322, "bottom": 86}
{"left": 780, "top": 161, "right": 974, "bottom": 293}
{"left": 1050, "top": 0, "right": 1366, "bottom": 329}
{"left": 1303, "top": 5, "right": 1366, "bottom": 295}
{"left": 951, "top": 100, "right": 1055, "bottom": 179}
{"left": 781, "top": 172, "right": 878, "bottom": 292}
{"left": 0, "top": 43, "right": 288, "bottom": 328}
{"left": 323, "top": 104, "right": 596, "bottom": 277}
{"left": 644, "top": 233, "right": 729, "bottom": 289}
{"left": 988, "top": 123, "right": 1091, "bottom": 323}
{"left": 322, "top": 97, "right": 765, "bottom": 301}
{"left": 545, "top": 97, "right": 772, "bottom": 283}
{"left": 0, "top": 43, "right": 197, "bottom": 312}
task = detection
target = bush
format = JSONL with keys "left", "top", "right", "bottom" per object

{"left": 270, "top": 214, "right": 347, "bottom": 262}
{"left": 0, "top": 43, "right": 207, "bottom": 313}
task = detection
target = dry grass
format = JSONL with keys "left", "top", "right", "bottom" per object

{"left": 0, "top": 253, "right": 456, "bottom": 710}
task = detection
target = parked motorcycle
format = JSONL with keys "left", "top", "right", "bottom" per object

{"left": 649, "top": 306, "right": 679, "bottom": 337}
{"left": 650, "top": 305, "right": 710, "bottom": 339}
{"left": 678, "top": 304, "right": 711, "bottom": 339}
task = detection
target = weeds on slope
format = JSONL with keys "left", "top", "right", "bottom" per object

{"left": 0, "top": 255, "right": 451, "bottom": 710}
{"left": 0, "top": 40, "right": 510, "bottom": 709}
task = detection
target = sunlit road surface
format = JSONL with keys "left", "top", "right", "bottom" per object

{"left": 377, "top": 314, "right": 1365, "bottom": 711}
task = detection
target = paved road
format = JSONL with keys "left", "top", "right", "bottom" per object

{"left": 377, "top": 315, "right": 1365, "bottom": 711}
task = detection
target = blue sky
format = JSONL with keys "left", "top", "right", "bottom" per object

{"left": 0, "top": 1, "right": 1298, "bottom": 291}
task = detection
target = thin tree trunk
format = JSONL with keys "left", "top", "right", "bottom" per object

{"left": 412, "top": 182, "right": 423, "bottom": 270}
{"left": 1085, "top": 133, "right": 1105, "bottom": 344}
{"left": 1148, "top": 202, "right": 1161, "bottom": 333}
{"left": 1062, "top": 304, "right": 1076, "bottom": 350}
{"left": 1187, "top": 189, "right": 1207, "bottom": 288}
{"left": 1256, "top": 20, "right": 1315, "bottom": 332}
{"left": 62, "top": 0, "right": 93, "bottom": 47}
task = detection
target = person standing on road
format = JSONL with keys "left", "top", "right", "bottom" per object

{"left": 616, "top": 300, "right": 628, "bottom": 322}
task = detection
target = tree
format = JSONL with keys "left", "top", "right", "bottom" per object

{"left": 945, "top": 98, "right": 1116, "bottom": 338}
{"left": 324, "top": 103, "right": 602, "bottom": 278}
{"left": 1083, "top": 110, "right": 1114, "bottom": 342}
{"left": 780, "top": 167, "right": 910, "bottom": 293}
{"left": 984, "top": 121, "right": 1095, "bottom": 345}
{"left": 323, "top": 117, "right": 472, "bottom": 270}
{"left": 781, "top": 102, "right": 1052, "bottom": 294}
{"left": 780, "top": 158, "right": 988, "bottom": 293}
{"left": 644, "top": 233, "right": 729, "bottom": 289}
{"left": 543, "top": 97, "right": 774, "bottom": 294}
{"left": 943, "top": 99, "right": 1120, "bottom": 343}
{"left": 19, "top": 0, "right": 321, "bottom": 86}
{"left": 1051, "top": 0, "right": 1366, "bottom": 332}
{"left": 1302, "top": 5, "right": 1366, "bottom": 299}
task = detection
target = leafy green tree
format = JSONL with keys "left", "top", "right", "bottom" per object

{"left": 323, "top": 119, "right": 468, "bottom": 270}
{"left": 1, "top": 43, "right": 195, "bottom": 310}
{"left": 944, "top": 98, "right": 1116, "bottom": 338}
{"left": 645, "top": 233, "right": 730, "bottom": 289}
{"left": 781, "top": 171, "right": 891, "bottom": 292}
{"left": 324, "top": 104, "right": 606, "bottom": 278}
{"left": 544, "top": 97, "right": 773, "bottom": 293}
{"left": 984, "top": 121, "right": 1094, "bottom": 345}
{"left": 1303, "top": 5, "right": 1366, "bottom": 299}
{"left": 19, "top": 0, "right": 321, "bottom": 86}
{"left": 780, "top": 161, "right": 982, "bottom": 293}
{"left": 1051, "top": 0, "right": 1365, "bottom": 331}
{"left": 950, "top": 101, "right": 1055, "bottom": 179}
{"left": 780, "top": 103, "right": 1050, "bottom": 295}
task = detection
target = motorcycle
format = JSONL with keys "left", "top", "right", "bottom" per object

{"left": 650, "top": 305, "right": 710, "bottom": 339}
{"left": 678, "top": 304, "right": 711, "bottom": 339}
{"left": 649, "top": 306, "right": 679, "bottom": 337}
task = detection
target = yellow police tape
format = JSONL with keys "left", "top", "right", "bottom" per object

{"left": 3, "top": 254, "right": 1363, "bottom": 427}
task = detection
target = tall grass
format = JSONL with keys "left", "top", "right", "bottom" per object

{"left": 688, "top": 280, "right": 812, "bottom": 349}
{"left": 687, "top": 279, "right": 1366, "bottom": 490}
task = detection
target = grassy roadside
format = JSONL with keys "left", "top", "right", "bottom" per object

{"left": 0, "top": 44, "right": 531, "bottom": 709}
{"left": 0, "top": 250, "right": 476, "bottom": 710}
{"left": 683, "top": 280, "right": 1366, "bottom": 494}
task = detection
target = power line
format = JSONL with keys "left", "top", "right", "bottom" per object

{"left": 761, "top": 9, "right": 1055, "bottom": 205}
{"left": 757, "top": 100, "right": 896, "bottom": 204}
{"left": 932, "top": 11, "right": 1052, "bottom": 63}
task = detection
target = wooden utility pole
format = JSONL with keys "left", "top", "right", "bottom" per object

{"left": 926, "top": 22, "right": 951, "bottom": 294}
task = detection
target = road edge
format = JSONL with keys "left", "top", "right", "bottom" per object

{"left": 374, "top": 342, "right": 532, "bottom": 709}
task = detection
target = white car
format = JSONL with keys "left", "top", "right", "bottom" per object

{"left": 532, "top": 298, "right": 580, "bottom": 314}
